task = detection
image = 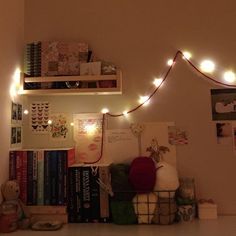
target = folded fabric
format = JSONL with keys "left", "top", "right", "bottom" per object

{"left": 110, "top": 164, "right": 135, "bottom": 201}
{"left": 132, "top": 193, "right": 157, "bottom": 224}
{"left": 110, "top": 201, "right": 137, "bottom": 225}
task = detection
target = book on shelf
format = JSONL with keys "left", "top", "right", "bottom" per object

{"left": 9, "top": 148, "right": 75, "bottom": 206}
{"left": 25, "top": 205, "right": 67, "bottom": 215}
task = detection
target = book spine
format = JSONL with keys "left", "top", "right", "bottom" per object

{"left": 90, "top": 167, "right": 100, "bottom": 222}
{"left": 63, "top": 151, "right": 68, "bottom": 204}
{"left": 16, "top": 151, "right": 23, "bottom": 201}
{"left": 44, "top": 151, "right": 51, "bottom": 205}
{"left": 81, "top": 167, "right": 91, "bottom": 222}
{"left": 67, "top": 167, "right": 76, "bottom": 223}
{"left": 67, "top": 148, "right": 75, "bottom": 167}
{"left": 99, "top": 166, "right": 110, "bottom": 222}
{"left": 75, "top": 167, "right": 82, "bottom": 222}
{"left": 57, "top": 151, "right": 65, "bottom": 205}
{"left": 27, "top": 151, "right": 34, "bottom": 205}
{"left": 32, "top": 151, "right": 38, "bottom": 205}
{"left": 9, "top": 151, "right": 16, "bottom": 180}
{"left": 50, "top": 151, "right": 58, "bottom": 205}
{"left": 37, "top": 150, "right": 44, "bottom": 205}
{"left": 21, "top": 151, "right": 28, "bottom": 204}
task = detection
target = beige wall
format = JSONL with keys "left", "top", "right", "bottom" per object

{"left": 24, "top": 0, "right": 236, "bottom": 214}
{"left": 0, "top": 1, "right": 24, "bottom": 200}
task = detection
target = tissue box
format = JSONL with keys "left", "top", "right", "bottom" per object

{"left": 198, "top": 203, "right": 217, "bottom": 219}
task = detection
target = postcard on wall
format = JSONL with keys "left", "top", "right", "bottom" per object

{"left": 211, "top": 89, "right": 236, "bottom": 120}
{"left": 216, "top": 122, "right": 232, "bottom": 145}
{"left": 30, "top": 101, "right": 50, "bottom": 134}
{"left": 103, "top": 129, "right": 139, "bottom": 164}
{"left": 11, "top": 126, "right": 22, "bottom": 147}
{"left": 73, "top": 113, "right": 103, "bottom": 163}
{"left": 11, "top": 102, "right": 18, "bottom": 123}
{"left": 49, "top": 113, "right": 69, "bottom": 140}
{"left": 168, "top": 126, "right": 188, "bottom": 145}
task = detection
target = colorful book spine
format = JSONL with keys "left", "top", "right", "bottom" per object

{"left": 32, "top": 151, "right": 38, "bottom": 205}
{"left": 9, "top": 151, "right": 16, "bottom": 180}
{"left": 16, "top": 151, "right": 23, "bottom": 201}
{"left": 50, "top": 151, "right": 58, "bottom": 205}
{"left": 37, "top": 150, "right": 44, "bottom": 205}
{"left": 21, "top": 151, "right": 28, "bottom": 204}
{"left": 68, "top": 167, "right": 76, "bottom": 223}
{"left": 75, "top": 167, "right": 82, "bottom": 222}
{"left": 27, "top": 151, "right": 34, "bottom": 205}
{"left": 57, "top": 151, "right": 65, "bottom": 205}
{"left": 44, "top": 151, "right": 51, "bottom": 205}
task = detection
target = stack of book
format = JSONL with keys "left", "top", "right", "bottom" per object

{"left": 68, "top": 165, "right": 110, "bottom": 223}
{"left": 9, "top": 148, "right": 75, "bottom": 206}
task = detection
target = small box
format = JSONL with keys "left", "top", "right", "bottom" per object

{"left": 198, "top": 203, "right": 217, "bottom": 219}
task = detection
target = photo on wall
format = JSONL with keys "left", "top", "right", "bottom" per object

{"left": 211, "top": 89, "right": 236, "bottom": 120}
{"left": 216, "top": 122, "right": 232, "bottom": 145}
{"left": 11, "top": 102, "right": 18, "bottom": 123}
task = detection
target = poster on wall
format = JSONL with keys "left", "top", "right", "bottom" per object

{"left": 211, "top": 89, "right": 236, "bottom": 120}
{"left": 48, "top": 113, "right": 69, "bottom": 140}
{"left": 11, "top": 126, "right": 22, "bottom": 147}
{"left": 168, "top": 126, "right": 188, "bottom": 145}
{"left": 11, "top": 102, "right": 22, "bottom": 124}
{"left": 216, "top": 122, "right": 232, "bottom": 145}
{"left": 73, "top": 113, "right": 103, "bottom": 163}
{"left": 103, "top": 129, "right": 139, "bottom": 164}
{"left": 30, "top": 101, "right": 50, "bottom": 134}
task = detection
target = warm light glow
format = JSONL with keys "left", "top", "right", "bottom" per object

{"left": 200, "top": 60, "right": 215, "bottom": 73}
{"left": 70, "top": 122, "right": 74, "bottom": 126}
{"left": 85, "top": 124, "right": 97, "bottom": 135}
{"left": 182, "top": 51, "right": 192, "bottom": 60}
{"left": 23, "top": 109, "right": 29, "bottom": 115}
{"left": 9, "top": 83, "right": 17, "bottom": 98}
{"left": 101, "top": 108, "right": 109, "bottom": 114}
{"left": 48, "top": 120, "right": 52, "bottom": 125}
{"left": 167, "top": 59, "right": 174, "bottom": 66}
{"left": 223, "top": 71, "right": 236, "bottom": 83}
{"left": 13, "top": 68, "right": 21, "bottom": 84}
{"left": 123, "top": 111, "right": 128, "bottom": 116}
{"left": 139, "top": 96, "right": 150, "bottom": 106}
{"left": 153, "top": 78, "right": 163, "bottom": 87}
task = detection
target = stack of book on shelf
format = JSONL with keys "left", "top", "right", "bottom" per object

{"left": 25, "top": 205, "right": 68, "bottom": 224}
{"left": 9, "top": 148, "right": 75, "bottom": 209}
{"left": 68, "top": 164, "right": 110, "bottom": 223}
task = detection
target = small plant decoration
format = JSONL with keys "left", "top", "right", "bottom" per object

{"left": 146, "top": 138, "right": 170, "bottom": 163}
{"left": 130, "top": 123, "right": 145, "bottom": 156}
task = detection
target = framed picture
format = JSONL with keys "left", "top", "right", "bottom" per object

{"left": 211, "top": 89, "right": 236, "bottom": 120}
{"left": 11, "top": 127, "right": 17, "bottom": 144}
{"left": 11, "top": 102, "right": 18, "bottom": 123}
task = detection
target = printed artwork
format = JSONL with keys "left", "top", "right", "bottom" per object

{"left": 211, "top": 89, "right": 236, "bottom": 120}
{"left": 11, "top": 102, "right": 22, "bottom": 123}
{"left": 168, "top": 126, "right": 188, "bottom": 145}
{"left": 30, "top": 101, "right": 50, "bottom": 134}
{"left": 49, "top": 113, "right": 68, "bottom": 140}
{"left": 11, "top": 126, "right": 21, "bottom": 145}
{"left": 216, "top": 122, "right": 232, "bottom": 145}
{"left": 41, "top": 41, "right": 88, "bottom": 76}
{"left": 73, "top": 113, "right": 103, "bottom": 163}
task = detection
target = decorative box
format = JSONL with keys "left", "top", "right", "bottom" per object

{"left": 198, "top": 203, "right": 217, "bottom": 219}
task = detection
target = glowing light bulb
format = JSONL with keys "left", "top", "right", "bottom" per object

{"left": 70, "top": 122, "right": 74, "bottom": 126}
{"left": 101, "top": 108, "right": 109, "bottom": 114}
{"left": 200, "top": 60, "right": 215, "bottom": 73}
{"left": 123, "top": 111, "right": 128, "bottom": 116}
{"left": 182, "top": 51, "right": 192, "bottom": 60}
{"left": 153, "top": 78, "right": 163, "bottom": 87}
{"left": 167, "top": 59, "right": 174, "bottom": 66}
{"left": 48, "top": 120, "right": 52, "bottom": 125}
{"left": 85, "top": 124, "right": 97, "bottom": 135}
{"left": 9, "top": 84, "right": 17, "bottom": 98}
{"left": 13, "top": 68, "right": 21, "bottom": 84}
{"left": 139, "top": 96, "right": 150, "bottom": 106}
{"left": 223, "top": 71, "right": 236, "bottom": 83}
{"left": 23, "top": 109, "right": 29, "bottom": 115}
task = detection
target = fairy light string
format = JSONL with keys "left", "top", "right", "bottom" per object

{"left": 83, "top": 50, "right": 236, "bottom": 163}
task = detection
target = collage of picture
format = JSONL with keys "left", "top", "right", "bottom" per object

{"left": 11, "top": 101, "right": 22, "bottom": 146}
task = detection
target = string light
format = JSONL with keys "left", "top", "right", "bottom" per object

{"left": 223, "top": 71, "right": 235, "bottom": 83}
{"left": 123, "top": 111, "right": 128, "bottom": 116}
{"left": 48, "top": 120, "right": 52, "bottom": 125}
{"left": 139, "top": 96, "right": 150, "bottom": 106}
{"left": 70, "top": 122, "right": 74, "bottom": 126}
{"left": 101, "top": 108, "right": 109, "bottom": 114}
{"left": 23, "top": 109, "right": 29, "bottom": 115}
{"left": 200, "top": 60, "right": 215, "bottom": 73}
{"left": 153, "top": 78, "right": 163, "bottom": 87}
{"left": 182, "top": 51, "right": 192, "bottom": 60}
{"left": 167, "top": 59, "right": 174, "bottom": 66}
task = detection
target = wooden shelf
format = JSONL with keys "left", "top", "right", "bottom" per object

{"left": 19, "top": 70, "right": 122, "bottom": 95}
